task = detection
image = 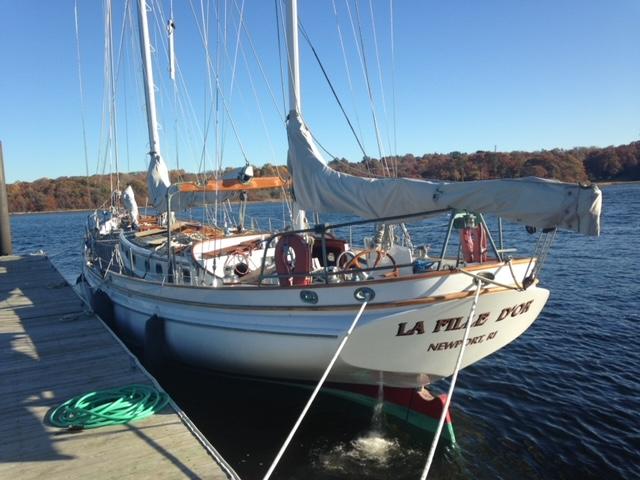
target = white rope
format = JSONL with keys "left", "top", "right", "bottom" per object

{"left": 457, "top": 268, "right": 521, "bottom": 291}
{"left": 420, "top": 279, "right": 482, "bottom": 480}
{"left": 263, "top": 299, "right": 370, "bottom": 480}
{"left": 506, "top": 258, "right": 524, "bottom": 290}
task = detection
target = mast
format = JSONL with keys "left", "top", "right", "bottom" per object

{"left": 137, "top": 0, "right": 173, "bottom": 279}
{"left": 286, "top": 0, "right": 307, "bottom": 229}
{"left": 286, "top": 0, "right": 300, "bottom": 114}
{"left": 136, "top": 0, "right": 170, "bottom": 215}
{"left": 137, "top": 0, "right": 162, "bottom": 161}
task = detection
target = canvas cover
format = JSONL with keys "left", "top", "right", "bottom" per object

{"left": 147, "top": 152, "right": 171, "bottom": 212}
{"left": 122, "top": 185, "right": 139, "bottom": 227}
{"left": 287, "top": 112, "right": 602, "bottom": 236}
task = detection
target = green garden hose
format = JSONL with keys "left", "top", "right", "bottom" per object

{"left": 49, "top": 384, "right": 170, "bottom": 429}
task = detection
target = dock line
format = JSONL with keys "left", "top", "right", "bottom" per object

{"left": 263, "top": 297, "right": 370, "bottom": 480}
{"left": 420, "top": 278, "right": 482, "bottom": 479}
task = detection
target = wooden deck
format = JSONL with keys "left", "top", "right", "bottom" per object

{"left": 0, "top": 255, "right": 236, "bottom": 480}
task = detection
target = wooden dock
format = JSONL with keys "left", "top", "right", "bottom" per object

{"left": 0, "top": 254, "right": 236, "bottom": 480}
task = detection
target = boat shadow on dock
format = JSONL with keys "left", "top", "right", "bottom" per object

{"left": 0, "top": 255, "right": 231, "bottom": 479}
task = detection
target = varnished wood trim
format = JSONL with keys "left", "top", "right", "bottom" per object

{"left": 178, "top": 176, "right": 286, "bottom": 192}
{"left": 98, "top": 267, "right": 525, "bottom": 313}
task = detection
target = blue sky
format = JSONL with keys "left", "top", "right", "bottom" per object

{"left": 0, "top": 0, "right": 638, "bottom": 183}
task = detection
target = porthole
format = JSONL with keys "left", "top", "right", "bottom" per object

{"left": 300, "top": 290, "right": 319, "bottom": 304}
{"left": 354, "top": 287, "right": 375, "bottom": 302}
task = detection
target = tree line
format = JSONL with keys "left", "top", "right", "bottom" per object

{"left": 330, "top": 141, "right": 639, "bottom": 183}
{"left": 8, "top": 141, "right": 639, "bottom": 213}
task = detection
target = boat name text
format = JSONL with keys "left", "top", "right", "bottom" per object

{"left": 395, "top": 300, "right": 534, "bottom": 337}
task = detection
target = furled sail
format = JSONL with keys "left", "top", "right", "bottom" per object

{"left": 147, "top": 153, "right": 171, "bottom": 212}
{"left": 287, "top": 112, "right": 602, "bottom": 236}
{"left": 122, "top": 185, "right": 139, "bottom": 227}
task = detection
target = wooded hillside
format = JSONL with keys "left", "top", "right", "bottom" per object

{"left": 8, "top": 142, "right": 638, "bottom": 213}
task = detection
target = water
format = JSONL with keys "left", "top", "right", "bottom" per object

{"left": 10, "top": 184, "right": 640, "bottom": 479}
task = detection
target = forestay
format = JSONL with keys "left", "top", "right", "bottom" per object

{"left": 287, "top": 112, "right": 602, "bottom": 236}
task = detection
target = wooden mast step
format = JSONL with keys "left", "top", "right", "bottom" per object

{"left": 0, "top": 254, "right": 237, "bottom": 480}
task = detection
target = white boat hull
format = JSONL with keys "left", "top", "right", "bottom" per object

{"left": 83, "top": 258, "right": 548, "bottom": 388}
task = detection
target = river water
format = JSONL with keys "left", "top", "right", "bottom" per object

{"left": 10, "top": 184, "right": 639, "bottom": 479}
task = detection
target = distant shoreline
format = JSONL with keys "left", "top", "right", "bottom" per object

{"left": 594, "top": 180, "right": 640, "bottom": 186}
{"left": 9, "top": 199, "right": 282, "bottom": 216}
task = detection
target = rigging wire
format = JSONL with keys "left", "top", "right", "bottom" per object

{"left": 274, "top": 0, "right": 288, "bottom": 118}
{"left": 389, "top": 0, "right": 399, "bottom": 176}
{"left": 151, "top": 1, "right": 209, "bottom": 181}
{"left": 194, "top": 0, "right": 294, "bottom": 222}
{"left": 353, "top": 0, "right": 390, "bottom": 176}
{"left": 168, "top": 0, "right": 180, "bottom": 172}
{"left": 238, "top": 37, "right": 293, "bottom": 215}
{"left": 213, "top": 0, "right": 223, "bottom": 226}
{"left": 298, "top": 23, "right": 367, "bottom": 159}
{"left": 111, "top": 0, "right": 132, "bottom": 175}
{"left": 120, "top": 1, "right": 132, "bottom": 173}
{"left": 197, "top": 0, "right": 215, "bottom": 177}
{"left": 125, "top": 0, "right": 148, "bottom": 171}
{"left": 230, "top": 0, "right": 294, "bottom": 215}
{"left": 367, "top": 0, "right": 394, "bottom": 175}
{"left": 187, "top": 0, "right": 253, "bottom": 168}
{"left": 122, "top": 54, "right": 131, "bottom": 173}
{"left": 100, "top": 1, "right": 113, "bottom": 192}
{"left": 331, "top": 0, "right": 368, "bottom": 168}
{"left": 149, "top": 0, "right": 188, "bottom": 178}
{"left": 230, "top": 0, "right": 285, "bottom": 122}
{"left": 106, "top": 0, "right": 121, "bottom": 196}
{"left": 228, "top": 0, "right": 245, "bottom": 107}
{"left": 73, "top": 0, "right": 92, "bottom": 204}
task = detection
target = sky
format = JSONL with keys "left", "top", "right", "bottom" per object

{"left": 0, "top": 0, "right": 638, "bottom": 183}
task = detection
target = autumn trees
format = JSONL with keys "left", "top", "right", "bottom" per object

{"left": 7, "top": 141, "right": 639, "bottom": 213}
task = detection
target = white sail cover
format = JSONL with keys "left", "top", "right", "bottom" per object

{"left": 147, "top": 152, "right": 171, "bottom": 212}
{"left": 122, "top": 185, "right": 139, "bottom": 227}
{"left": 287, "top": 113, "right": 602, "bottom": 236}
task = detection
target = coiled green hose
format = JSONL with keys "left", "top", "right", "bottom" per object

{"left": 49, "top": 384, "right": 170, "bottom": 429}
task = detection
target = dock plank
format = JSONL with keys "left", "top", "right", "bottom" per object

{"left": 0, "top": 255, "right": 234, "bottom": 480}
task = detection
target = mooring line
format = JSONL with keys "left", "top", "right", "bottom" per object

{"left": 263, "top": 298, "right": 370, "bottom": 480}
{"left": 457, "top": 267, "right": 521, "bottom": 291}
{"left": 420, "top": 278, "right": 482, "bottom": 480}
{"left": 506, "top": 257, "right": 524, "bottom": 290}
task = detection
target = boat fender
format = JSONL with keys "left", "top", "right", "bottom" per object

{"left": 275, "top": 233, "right": 312, "bottom": 286}
{"left": 144, "top": 315, "right": 168, "bottom": 371}
{"left": 92, "top": 288, "right": 115, "bottom": 329}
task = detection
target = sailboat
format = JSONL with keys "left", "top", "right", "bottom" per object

{"left": 83, "top": 0, "right": 601, "bottom": 425}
